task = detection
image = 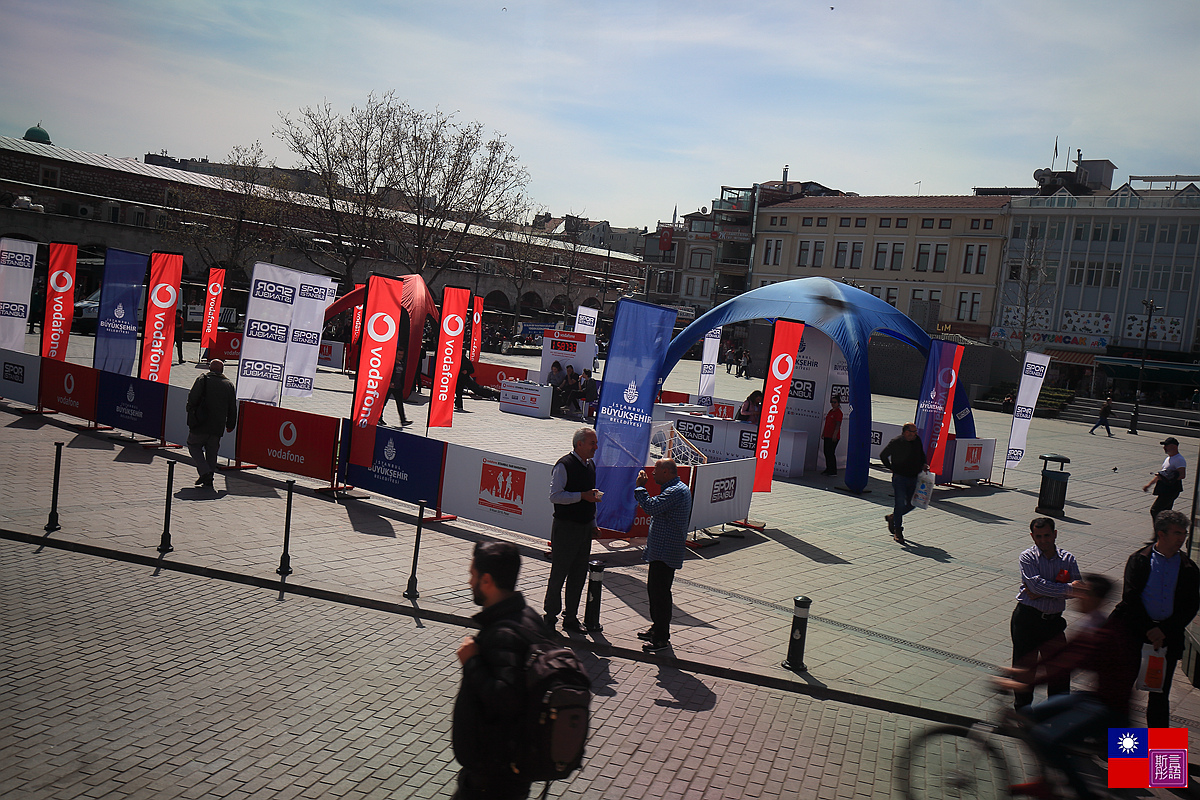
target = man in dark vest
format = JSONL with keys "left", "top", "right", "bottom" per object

{"left": 544, "top": 427, "right": 601, "bottom": 633}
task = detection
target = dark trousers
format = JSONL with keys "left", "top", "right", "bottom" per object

{"left": 1144, "top": 653, "right": 1179, "bottom": 729}
{"left": 451, "top": 768, "right": 531, "bottom": 800}
{"left": 383, "top": 389, "right": 410, "bottom": 424}
{"left": 544, "top": 518, "right": 594, "bottom": 620}
{"left": 1089, "top": 416, "right": 1111, "bottom": 435}
{"left": 647, "top": 560, "right": 676, "bottom": 641}
{"left": 1150, "top": 491, "right": 1179, "bottom": 523}
{"left": 186, "top": 431, "right": 222, "bottom": 479}
{"left": 822, "top": 437, "right": 838, "bottom": 473}
{"left": 891, "top": 474, "right": 918, "bottom": 530}
{"left": 1010, "top": 603, "right": 1069, "bottom": 709}
{"left": 176, "top": 333, "right": 185, "bottom": 363}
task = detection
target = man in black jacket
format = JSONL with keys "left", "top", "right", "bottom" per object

{"left": 544, "top": 428, "right": 601, "bottom": 633}
{"left": 186, "top": 359, "right": 238, "bottom": 488}
{"left": 453, "top": 540, "right": 548, "bottom": 800}
{"left": 1110, "top": 509, "right": 1199, "bottom": 727}
{"left": 880, "top": 423, "right": 927, "bottom": 545}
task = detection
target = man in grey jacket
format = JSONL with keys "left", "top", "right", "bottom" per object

{"left": 186, "top": 359, "right": 238, "bottom": 488}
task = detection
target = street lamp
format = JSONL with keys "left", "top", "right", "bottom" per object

{"left": 1128, "top": 298, "right": 1159, "bottom": 435}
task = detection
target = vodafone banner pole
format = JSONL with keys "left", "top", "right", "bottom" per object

{"left": 428, "top": 286, "right": 470, "bottom": 428}
{"left": 41, "top": 242, "right": 77, "bottom": 361}
{"left": 139, "top": 253, "right": 183, "bottom": 383}
{"left": 469, "top": 295, "right": 483, "bottom": 363}
{"left": 753, "top": 319, "right": 806, "bottom": 492}
{"left": 912, "top": 339, "right": 964, "bottom": 475}
{"left": 200, "top": 267, "right": 225, "bottom": 349}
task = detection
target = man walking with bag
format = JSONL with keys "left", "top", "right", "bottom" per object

{"left": 1143, "top": 437, "right": 1186, "bottom": 522}
{"left": 186, "top": 359, "right": 238, "bottom": 488}
{"left": 880, "top": 423, "right": 927, "bottom": 545}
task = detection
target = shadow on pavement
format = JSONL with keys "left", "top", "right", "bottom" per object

{"left": 578, "top": 651, "right": 617, "bottom": 697}
{"left": 896, "top": 539, "right": 954, "bottom": 562}
{"left": 221, "top": 473, "right": 281, "bottom": 499}
{"left": 930, "top": 500, "right": 1012, "bottom": 525}
{"left": 653, "top": 665, "right": 717, "bottom": 711}
{"left": 4, "top": 413, "right": 48, "bottom": 429}
{"left": 67, "top": 432, "right": 113, "bottom": 450}
{"left": 175, "top": 487, "right": 230, "bottom": 501}
{"left": 113, "top": 445, "right": 156, "bottom": 464}
{"left": 598, "top": 569, "right": 716, "bottom": 632}
{"left": 760, "top": 527, "right": 850, "bottom": 564}
{"left": 342, "top": 499, "right": 396, "bottom": 538}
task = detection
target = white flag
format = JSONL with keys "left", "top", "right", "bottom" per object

{"left": 1004, "top": 352, "right": 1052, "bottom": 469}
{"left": 0, "top": 238, "right": 38, "bottom": 351}
{"left": 574, "top": 306, "right": 597, "bottom": 334}
{"left": 697, "top": 327, "right": 721, "bottom": 407}
{"left": 282, "top": 275, "right": 336, "bottom": 397}
{"left": 237, "top": 263, "right": 302, "bottom": 406}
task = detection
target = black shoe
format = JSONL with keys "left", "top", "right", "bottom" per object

{"left": 585, "top": 622, "right": 603, "bottom": 632}
{"left": 543, "top": 613, "right": 556, "bottom": 628}
{"left": 561, "top": 617, "right": 584, "bottom": 633}
{"left": 194, "top": 475, "right": 207, "bottom": 486}
{"left": 893, "top": 528, "right": 906, "bottom": 545}
{"left": 636, "top": 629, "right": 655, "bottom": 641}
{"left": 642, "top": 640, "right": 670, "bottom": 654}
{"left": 401, "top": 419, "right": 413, "bottom": 427}
{"left": 885, "top": 514, "right": 895, "bottom": 535}
{"left": 200, "top": 477, "right": 214, "bottom": 488}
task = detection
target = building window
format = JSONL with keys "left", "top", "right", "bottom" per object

{"left": 134, "top": 209, "right": 146, "bottom": 226}
{"left": 769, "top": 216, "right": 778, "bottom": 226}
{"left": 1073, "top": 223, "right": 1087, "bottom": 241}
{"left": 108, "top": 205, "right": 120, "bottom": 223}
{"left": 690, "top": 250, "right": 712, "bottom": 270}
{"left": 911, "top": 289, "right": 924, "bottom": 303}
{"left": 873, "top": 243, "right": 888, "bottom": 270}
{"left": 778, "top": 216, "right": 788, "bottom": 227}
{"left": 879, "top": 218, "right": 891, "bottom": 228}
{"left": 1092, "top": 223, "right": 1108, "bottom": 241}
{"left": 1048, "top": 221, "right": 1064, "bottom": 239}
{"left": 1011, "top": 223, "right": 1024, "bottom": 239}
{"left": 850, "top": 242, "right": 864, "bottom": 269}
{"left": 885, "top": 287, "right": 898, "bottom": 307}
{"left": 1181, "top": 224, "right": 1198, "bottom": 244}
{"left": 700, "top": 278, "right": 710, "bottom": 296}
{"left": 1085, "top": 261, "right": 1102, "bottom": 287}
{"left": 896, "top": 218, "right": 908, "bottom": 228}
{"left": 1130, "top": 262, "right": 1149, "bottom": 290}
{"left": 929, "top": 289, "right": 942, "bottom": 303}
{"left": 889, "top": 243, "right": 905, "bottom": 270}
{"left": 922, "top": 218, "right": 934, "bottom": 229}
{"left": 1029, "top": 223, "right": 1041, "bottom": 239}
{"left": 839, "top": 217, "right": 851, "bottom": 227}
{"left": 975, "top": 244, "right": 988, "bottom": 274}
{"left": 1173, "top": 265, "right": 1192, "bottom": 292}
{"left": 812, "top": 241, "right": 825, "bottom": 267}
{"left": 1104, "top": 262, "right": 1121, "bottom": 287}
{"left": 962, "top": 245, "right": 975, "bottom": 274}
{"left": 165, "top": 189, "right": 180, "bottom": 207}
{"left": 956, "top": 291, "right": 981, "bottom": 321}
{"left": 817, "top": 217, "right": 828, "bottom": 227}
{"left": 802, "top": 217, "right": 814, "bottom": 227}
{"left": 689, "top": 219, "right": 713, "bottom": 233}
{"left": 1009, "top": 261, "right": 1022, "bottom": 281}
{"left": 870, "top": 287, "right": 882, "bottom": 298}
{"left": 916, "top": 243, "right": 931, "bottom": 272}
{"left": 797, "top": 241, "right": 810, "bottom": 266}
{"left": 763, "top": 239, "right": 782, "bottom": 265}
{"left": 1137, "top": 223, "right": 1155, "bottom": 243}
{"left": 1158, "top": 224, "right": 1177, "bottom": 244}
{"left": 983, "top": 219, "right": 993, "bottom": 230}
{"left": 835, "top": 242, "right": 849, "bottom": 269}
{"left": 855, "top": 217, "right": 866, "bottom": 228}
{"left": 686, "top": 277, "right": 696, "bottom": 295}
{"left": 939, "top": 218, "right": 951, "bottom": 229}
{"left": 1151, "top": 264, "right": 1170, "bottom": 291}
{"left": 1110, "top": 223, "right": 1126, "bottom": 242}
{"left": 933, "top": 243, "right": 948, "bottom": 272}
{"left": 1043, "top": 260, "right": 1058, "bottom": 282}
{"left": 656, "top": 271, "right": 674, "bottom": 293}
{"left": 971, "top": 219, "right": 981, "bottom": 230}
{"left": 1067, "top": 260, "right": 1084, "bottom": 286}
{"left": 39, "top": 166, "right": 59, "bottom": 187}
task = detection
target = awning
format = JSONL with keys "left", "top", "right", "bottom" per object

{"left": 1093, "top": 356, "right": 1200, "bottom": 386}
{"left": 1044, "top": 348, "right": 1096, "bottom": 366}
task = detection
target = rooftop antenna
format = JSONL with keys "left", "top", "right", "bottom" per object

{"left": 915, "top": 180, "right": 922, "bottom": 196}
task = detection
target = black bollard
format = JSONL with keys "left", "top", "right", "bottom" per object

{"left": 583, "top": 560, "right": 605, "bottom": 632}
{"left": 781, "top": 595, "right": 812, "bottom": 673}
{"left": 157, "top": 461, "right": 176, "bottom": 554}
{"left": 403, "top": 501, "right": 427, "bottom": 599}
{"left": 277, "top": 480, "right": 295, "bottom": 576}
{"left": 44, "top": 441, "right": 64, "bottom": 533}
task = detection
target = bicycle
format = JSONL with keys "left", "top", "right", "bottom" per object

{"left": 897, "top": 690, "right": 1112, "bottom": 800}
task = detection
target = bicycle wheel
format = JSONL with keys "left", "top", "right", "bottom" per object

{"left": 899, "top": 725, "right": 1011, "bottom": 800}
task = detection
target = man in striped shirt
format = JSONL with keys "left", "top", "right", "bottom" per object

{"left": 1010, "top": 517, "right": 1083, "bottom": 710}
{"left": 634, "top": 459, "right": 693, "bottom": 654}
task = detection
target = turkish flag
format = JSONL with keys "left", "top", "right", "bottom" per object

{"left": 428, "top": 286, "right": 470, "bottom": 428}
{"left": 754, "top": 319, "right": 805, "bottom": 492}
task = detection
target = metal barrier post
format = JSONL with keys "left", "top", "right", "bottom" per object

{"left": 44, "top": 442, "right": 64, "bottom": 533}
{"left": 583, "top": 560, "right": 605, "bottom": 632}
{"left": 277, "top": 480, "right": 295, "bottom": 576}
{"left": 157, "top": 461, "right": 176, "bottom": 554}
{"left": 781, "top": 595, "right": 812, "bottom": 673}
{"left": 403, "top": 501, "right": 427, "bottom": 599}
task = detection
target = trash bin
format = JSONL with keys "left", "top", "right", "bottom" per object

{"left": 1036, "top": 454, "right": 1071, "bottom": 515}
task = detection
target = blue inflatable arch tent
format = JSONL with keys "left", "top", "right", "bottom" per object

{"left": 659, "top": 277, "right": 977, "bottom": 493}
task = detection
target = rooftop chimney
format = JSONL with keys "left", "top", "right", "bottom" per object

{"left": 782, "top": 164, "right": 789, "bottom": 183}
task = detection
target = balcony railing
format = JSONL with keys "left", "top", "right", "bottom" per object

{"left": 1012, "top": 194, "right": 1200, "bottom": 210}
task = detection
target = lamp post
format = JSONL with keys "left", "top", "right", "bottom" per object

{"left": 1128, "top": 298, "right": 1159, "bottom": 435}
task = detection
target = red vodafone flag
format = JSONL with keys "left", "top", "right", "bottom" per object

{"left": 41, "top": 242, "right": 77, "bottom": 361}
{"left": 428, "top": 286, "right": 469, "bottom": 428}
{"left": 753, "top": 319, "right": 806, "bottom": 492}
{"left": 139, "top": 252, "right": 183, "bottom": 382}
{"left": 200, "top": 267, "right": 225, "bottom": 348}
{"left": 469, "top": 295, "right": 483, "bottom": 363}
{"left": 350, "top": 283, "right": 365, "bottom": 345}
{"left": 350, "top": 276, "right": 406, "bottom": 430}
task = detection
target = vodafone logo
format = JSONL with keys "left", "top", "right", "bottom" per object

{"left": 443, "top": 314, "right": 464, "bottom": 338}
{"left": 230, "top": 337, "right": 241, "bottom": 350}
{"left": 279, "top": 421, "right": 298, "bottom": 446}
{"left": 771, "top": 353, "right": 794, "bottom": 381}
{"left": 473, "top": 310, "right": 481, "bottom": 325}
{"left": 64, "top": 373, "right": 75, "bottom": 394}
{"left": 937, "top": 367, "right": 957, "bottom": 388}
{"left": 367, "top": 312, "right": 397, "bottom": 343}
{"left": 208, "top": 281, "right": 222, "bottom": 296}
{"left": 150, "top": 283, "right": 177, "bottom": 309}
{"left": 49, "top": 270, "right": 73, "bottom": 293}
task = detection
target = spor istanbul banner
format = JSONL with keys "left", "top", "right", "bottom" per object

{"left": 1005, "top": 351, "right": 1051, "bottom": 469}
{"left": 237, "top": 262, "right": 301, "bottom": 406}
{"left": 697, "top": 327, "right": 720, "bottom": 407}
{"left": 574, "top": 305, "right": 597, "bottom": 335}
{"left": 201, "top": 267, "right": 225, "bottom": 348}
{"left": 429, "top": 286, "right": 470, "bottom": 428}
{"left": 913, "top": 339, "right": 964, "bottom": 475}
{"left": 754, "top": 319, "right": 805, "bottom": 492}
{"left": 94, "top": 248, "right": 149, "bottom": 375}
{"left": 594, "top": 298, "right": 677, "bottom": 532}
{"left": 139, "top": 252, "right": 183, "bottom": 383}
{"left": 283, "top": 274, "right": 336, "bottom": 397}
{"left": 0, "top": 237, "right": 38, "bottom": 351}
{"left": 350, "top": 275, "right": 407, "bottom": 431}
{"left": 41, "top": 243, "right": 77, "bottom": 361}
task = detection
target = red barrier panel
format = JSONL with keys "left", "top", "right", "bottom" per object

{"left": 236, "top": 401, "right": 339, "bottom": 482}
{"left": 658, "top": 390, "right": 690, "bottom": 404}
{"left": 208, "top": 331, "right": 241, "bottom": 362}
{"left": 39, "top": 359, "right": 99, "bottom": 420}
{"left": 597, "top": 466, "right": 691, "bottom": 540}
{"left": 473, "top": 361, "right": 530, "bottom": 389}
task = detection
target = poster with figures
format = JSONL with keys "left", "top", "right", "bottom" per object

{"left": 781, "top": 327, "right": 845, "bottom": 471}
{"left": 1123, "top": 314, "right": 1183, "bottom": 343}
{"left": 1059, "top": 309, "right": 1114, "bottom": 335}
{"left": 1000, "top": 305, "right": 1053, "bottom": 330}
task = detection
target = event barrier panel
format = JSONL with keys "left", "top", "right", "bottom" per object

{"left": 236, "top": 401, "right": 339, "bottom": 482}
{"left": 337, "top": 421, "right": 445, "bottom": 507}
{"left": 95, "top": 372, "right": 168, "bottom": 439}
{"left": 39, "top": 358, "right": 99, "bottom": 420}
{"left": 600, "top": 466, "right": 693, "bottom": 540}
{"left": 208, "top": 331, "right": 241, "bottom": 362}
{"left": 473, "top": 362, "right": 530, "bottom": 389}
{"left": 318, "top": 340, "right": 345, "bottom": 369}
{"left": 163, "top": 385, "right": 239, "bottom": 461}
{"left": 689, "top": 458, "right": 756, "bottom": 531}
{"left": 440, "top": 443, "right": 555, "bottom": 540}
{"left": 0, "top": 348, "right": 40, "bottom": 406}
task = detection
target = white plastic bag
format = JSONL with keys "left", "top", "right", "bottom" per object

{"left": 911, "top": 470, "right": 934, "bottom": 510}
{"left": 1136, "top": 642, "right": 1167, "bottom": 693}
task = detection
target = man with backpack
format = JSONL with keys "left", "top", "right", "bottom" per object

{"left": 453, "top": 541, "right": 590, "bottom": 799}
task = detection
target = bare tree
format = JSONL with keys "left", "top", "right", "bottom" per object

{"left": 495, "top": 205, "right": 551, "bottom": 334}
{"left": 1002, "top": 228, "right": 1056, "bottom": 352}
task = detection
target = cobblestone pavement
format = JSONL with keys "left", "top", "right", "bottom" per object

{"left": 1, "top": 332, "right": 1197, "bottom": 797}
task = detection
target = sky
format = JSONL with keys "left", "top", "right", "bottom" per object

{"left": 3, "top": 1, "right": 1199, "bottom": 229}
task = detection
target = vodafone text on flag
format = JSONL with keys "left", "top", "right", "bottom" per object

{"left": 754, "top": 319, "right": 805, "bottom": 492}
{"left": 350, "top": 275, "right": 406, "bottom": 429}
{"left": 429, "top": 287, "right": 470, "bottom": 428}
{"left": 140, "top": 253, "right": 183, "bottom": 382}
{"left": 41, "top": 243, "right": 77, "bottom": 361}
{"left": 201, "top": 268, "right": 225, "bottom": 348}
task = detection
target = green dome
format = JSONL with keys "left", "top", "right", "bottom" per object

{"left": 23, "top": 125, "right": 51, "bottom": 145}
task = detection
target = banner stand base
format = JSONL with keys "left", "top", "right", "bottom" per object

{"left": 219, "top": 460, "right": 257, "bottom": 472}
{"left": 148, "top": 439, "right": 183, "bottom": 450}
{"left": 76, "top": 421, "right": 114, "bottom": 432}
{"left": 17, "top": 406, "right": 53, "bottom": 416}
{"left": 685, "top": 530, "right": 721, "bottom": 549}
{"left": 315, "top": 483, "right": 354, "bottom": 495}
{"left": 727, "top": 518, "right": 765, "bottom": 532}
{"left": 426, "top": 512, "right": 457, "bottom": 522}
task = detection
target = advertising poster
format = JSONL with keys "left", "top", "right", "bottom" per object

{"left": 689, "top": 458, "right": 755, "bottom": 531}
{"left": 754, "top": 319, "right": 805, "bottom": 492}
{"left": 440, "top": 443, "right": 554, "bottom": 540}
{"left": 93, "top": 248, "right": 149, "bottom": 375}
{"left": 237, "top": 262, "right": 301, "bottom": 406}
{"left": 697, "top": 327, "right": 720, "bottom": 408}
{"left": 538, "top": 329, "right": 597, "bottom": 383}
{"left": 338, "top": 421, "right": 445, "bottom": 507}
{"left": 429, "top": 286, "right": 469, "bottom": 427}
{"left": 95, "top": 372, "right": 168, "bottom": 439}
{"left": 574, "top": 306, "right": 597, "bottom": 334}
{"left": 913, "top": 339, "right": 963, "bottom": 475}
{"left": 0, "top": 347, "right": 40, "bottom": 406}
{"left": 1005, "top": 352, "right": 1051, "bottom": 470}
{"left": 236, "top": 401, "right": 339, "bottom": 482}
{"left": 139, "top": 252, "right": 183, "bottom": 383}
{"left": 283, "top": 275, "right": 336, "bottom": 397}
{"left": 39, "top": 358, "right": 99, "bottom": 420}
{"left": 0, "top": 237, "right": 38, "bottom": 352}
{"left": 41, "top": 243, "right": 77, "bottom": 361}
{"left": 201, "top": 268, "right": 225, "bottom": 348}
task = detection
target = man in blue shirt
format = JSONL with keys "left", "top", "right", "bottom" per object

{"left": 1110, "top": 509, "right": 1199, "bottom": 727}
{"left": 1010, "top": 517, "right": 1083, "bottom": 710}
{"left": 634, "top": 459, "right": 693, "bottom": 654}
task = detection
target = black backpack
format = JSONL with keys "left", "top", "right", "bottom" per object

{"left": 500, "top": 621, "right": 592, "bottom": 784}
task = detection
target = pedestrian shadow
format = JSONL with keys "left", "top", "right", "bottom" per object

{"left": 760, "top": 527, "right": 850, "bottom": 564}
{"left": 341, "top": 498, "right": 397, "bottom": 538}
{"left": 4, "top": 412, "right": 48, "bottom": 429}
{"left": 220, "top": 473, "right": 281, "bottom": 499}
{"left": 929, "top": 500, "right": 1011, "bottom": 525}
{"left": 113, "top": 445, "right": 156, "bottom": 464}
{"left": 897, "top": 539, "right": 953, "bottom": 562}
{"left": 577, "top": 651, "right": 617, "bottom": 697}
{"left": 599, "top": 569, "right": 716, "bottom": 630}
{"left": 175, "top": 487, "right": 230, "bottom": 501}
{"left": 652, "top": 665, "right": 717, "bottom": 711}
{"left": 67, "top": 432, "right": 113, "bottom": 450}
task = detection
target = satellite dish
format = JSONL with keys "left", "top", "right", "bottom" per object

{"left": 701, "top": 207, "right": 708, "bottom": 214}
{"left": 1034, "top": 168, "right": 1051, "bottom": 183}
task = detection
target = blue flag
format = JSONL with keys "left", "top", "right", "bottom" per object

{"left": 94, "top": 248, "right": 148, "bottom": 375}
{"left": 595, "top": 299, "right": 677, "bottom": 532}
